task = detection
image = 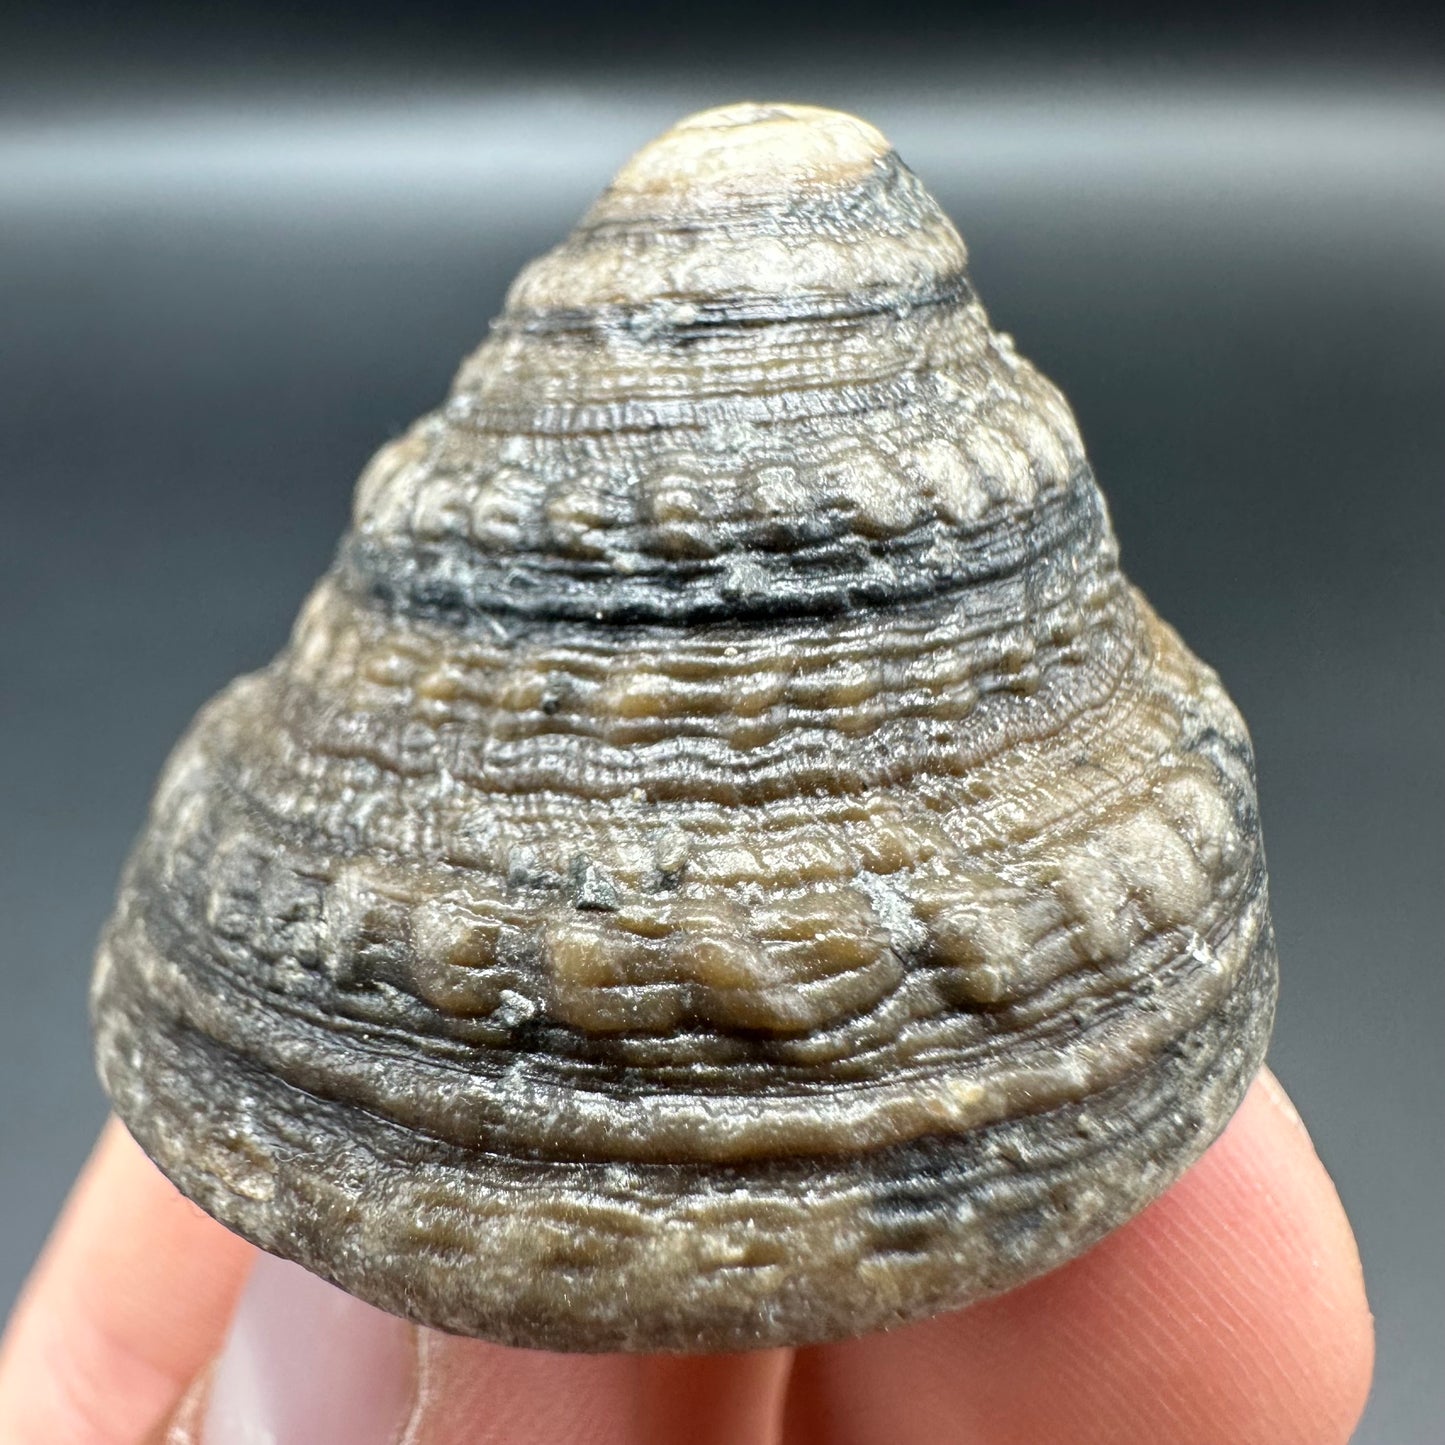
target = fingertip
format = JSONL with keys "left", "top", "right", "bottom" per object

{"left": 786, "top": 1071, "right": 1374, "bottom": 1445}
{"left": 0, "top": 1118, "right": 253, "bottom": 1445}
{"left": 1206, "top": 1069, "right": 1375, "bottom": 1439}
{"left": 1010, "top": 1070, "right": 1374, "bottom": 1444}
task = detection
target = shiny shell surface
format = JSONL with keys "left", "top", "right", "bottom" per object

{"left": 91, "top": 102, "right": 1278, "bottom": 1353}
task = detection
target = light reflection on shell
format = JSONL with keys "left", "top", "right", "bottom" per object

{"left": 91, "top": 102, "right": 1277, "bottom": 1352}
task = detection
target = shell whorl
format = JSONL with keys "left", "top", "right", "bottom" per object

{"left": 345, "top": 101, "right": 1085, "bottom": 623}
{"left": 92, "top": 103, "right": 1277, "bottom": 1353}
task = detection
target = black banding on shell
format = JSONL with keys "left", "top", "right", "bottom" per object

{"left": 341, "top": 468, "right": 1104, "bottom": 626}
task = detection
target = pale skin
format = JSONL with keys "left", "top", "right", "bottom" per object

{"left": 0, "top": 1071, "right": 1373, "bottom": 1445}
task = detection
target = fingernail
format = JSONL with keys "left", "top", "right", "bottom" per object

{"left": 202, "top": 1254, "right": 414, "bottom": 1445}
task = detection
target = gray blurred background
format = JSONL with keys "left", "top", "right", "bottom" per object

{"left": 1, "top": 3, "right": 1441, "bottom": 1439}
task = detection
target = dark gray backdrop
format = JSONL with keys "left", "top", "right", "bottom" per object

{"left": 2, "top": 30, "right": 1441, "bottom": 1445}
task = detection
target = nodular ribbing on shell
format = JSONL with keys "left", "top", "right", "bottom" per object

{"left": 91, "top": 102, "right": 1277, "bottom": 1353}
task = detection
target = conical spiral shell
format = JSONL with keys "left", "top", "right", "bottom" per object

{"left": 91, "top": 102, "right": 1277, "bottom": 1352}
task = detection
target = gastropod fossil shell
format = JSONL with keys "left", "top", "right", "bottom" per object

{"left": 91, "top": 102, "right": 1278, "bottom": 1353}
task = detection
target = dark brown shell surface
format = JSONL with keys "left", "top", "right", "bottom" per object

{"left": 91, "top": 102, "right": 1277, "bottom": 1353}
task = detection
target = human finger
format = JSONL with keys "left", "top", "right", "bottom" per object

{"left": 0, "top": 1118, "right": 253, "bottom": 1445}
{"left": 781, "top": 1071, "right": 1373, "bottom": 1445}
{"left": 157, "top": 1251, "right": 792, "bottom": 1445}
